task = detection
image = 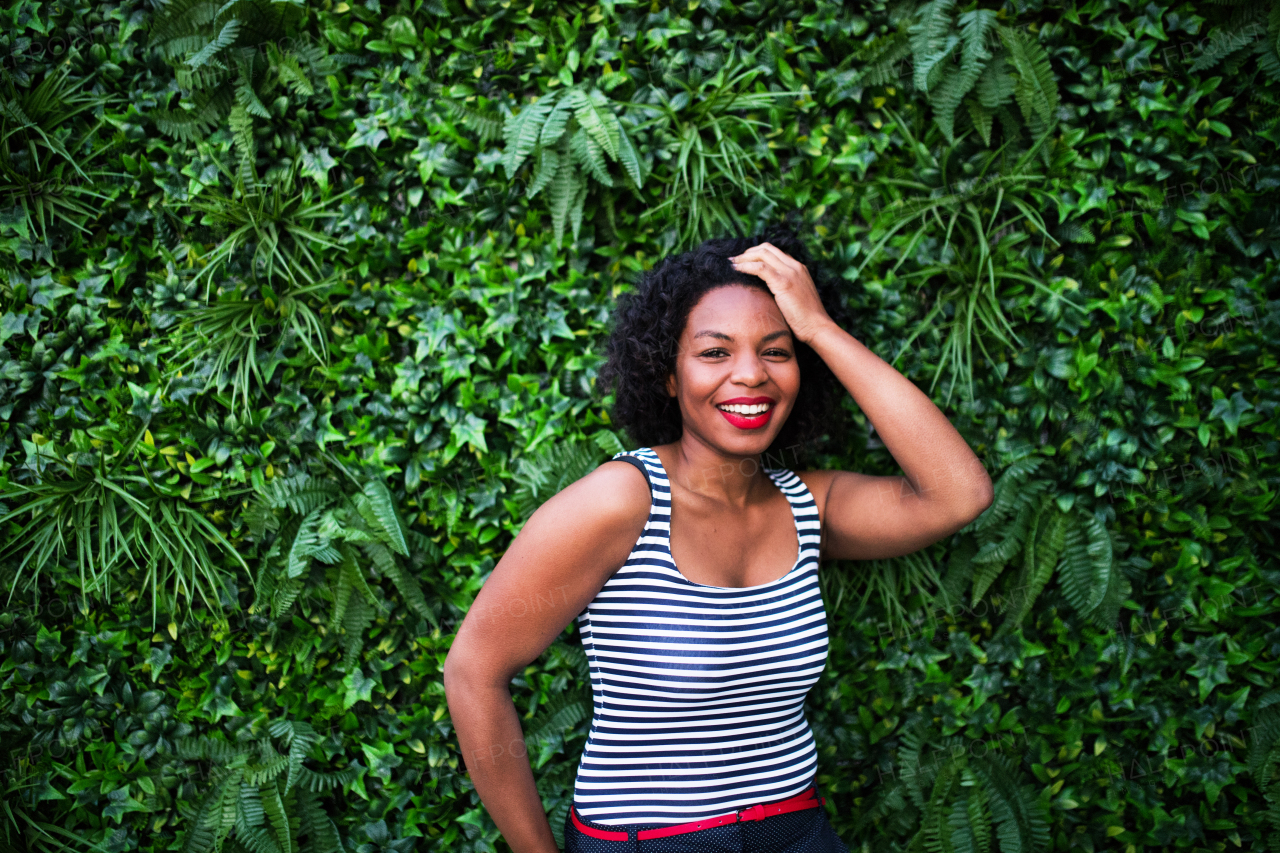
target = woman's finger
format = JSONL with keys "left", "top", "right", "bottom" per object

{"left": 750, "top": 242, "right": 800, "bottom": 271}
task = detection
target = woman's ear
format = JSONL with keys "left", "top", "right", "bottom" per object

{"left": 666, "top": 373, "right": 677, "bottom": 397}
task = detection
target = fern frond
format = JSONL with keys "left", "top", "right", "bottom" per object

{"left": 593, "top": 430, "right": 627, "bottom": 458}
{"left": 273, "top": 49, "right": 314, "bottom": 97}
{"left": 503, "top": 90, "right": 560, "bottom": 177}
{"left": 974, "top": 458, "right": 1044, "bottom": 531}
{"left": 524, "top": 691, "right": 592, "bottom": 743}
{"left": 295, "top": 765, "right": 359, "bottom": 793}
{"left": 1189, "top": 10, "right": 1267, "bottom": 72}
{"left": 972, "top": 483, "right": 1049, "bottom": 570}
{"left": 512, "top": 437, "right": 607, "bottom": 521}
{"left": 931, "top": 9, "right": 996, "bottom": 141}
{"left": 153, "top": 88, "right": 233, "bottom": 142}
{"left": 937, "top": 535, "right": 977, "bottom": 614}
{"left": 852, "top": 29, "right": 913, "bottom": 87}
{"left": 526, "top": 145, "right": 559, "bottom": 200}
{"left": 243, "top": 751, "right": 288, "bottom": 787}
{"left": 614, "top": 116, "right": 645, "bottom": 188}
{"left": 546, "top": 144, "right": 579, "bottom": 244}
{"left": 259, "top": 472, "right": 343, "bottom": 515}
{"left": 966, "top": 100, "right": 995, "bottom": 146}
{"left": 909, "top": 0, "right": 960, "bottom": 93}
{"left": 295, "top": 787, "right": 343, "bottom": 853}
{"left": 340, "top": 593, "right": 374, "bottom": 671}
{"left": 922, "top": 757, "right": 959, "bottom": 853}
{"left": 267, "top": 720, "right": 319, "bottom": 796}
{"left": 570, "top": 87, "right": 621, "bottom": 162}
{"left": 259, "top": 781, "right": 292, "bottom": 853}
{"left": 1053, "top": 512, "right": 1105, "bottom": 623}
{"left": 237, "top": 782, "right": 265, "bottom": 827}
{"left": 1248, "top": 705, "right": 1280, "bottom": 789}
{"left": 446, "top": 99, "right": 505, "bottom": 144}
{"left": 271, "top": 577, "right": 304, "bottom": 620}
{"left": 361, "top": 539, "right": 434, "bottom": 627}
{"left": 570, "top": 125, "right": 613, "bottom": 187}
{"left": 998, "top": 25, "right": 1059, "bottom": 134}
{"left": 359, "top": 479, "right": 408, "bottom": 556}
{"left": 997, "top": 502, "right": 1067, "bottom": 635}
{"left": 186, "top": 19, "right": 241, "bottom": 69}
{"left": 898, "top": 720, "right": 934, "bottom": 811}
{"left": 975, "top": 51, "right": 1016, "bottom": 109}
{"left": 568, "top": 164, "right": 590, "bottom": 243}
{"left": 538, "top": 95, "right": 573, "bottom": 149}
{"left": 286, "top": 508, "right": 326, "bottom": 579}
{"left": 972, "top": 752, "right": 1050, "bottom": 853}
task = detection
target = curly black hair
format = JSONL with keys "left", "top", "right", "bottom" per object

{"left": 597, "top": 224, "right": 850, "bottom": 464}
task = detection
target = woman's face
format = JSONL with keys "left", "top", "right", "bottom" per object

{"left": 665, "top": 284, "right": 800, "bottom": 456}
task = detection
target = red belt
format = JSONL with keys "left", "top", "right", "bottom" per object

{"left": 570, "top": 786, "right": 826, "bottom": 841}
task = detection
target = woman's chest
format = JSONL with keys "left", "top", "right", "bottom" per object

{"left": 666, "top": 490, "right": 800, "bottom": 588}
{"left": 587, "top": 568, "right": 831, "bottom": 685}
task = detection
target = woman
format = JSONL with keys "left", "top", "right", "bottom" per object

{"left": 443, "top": 228, "right": 995, "bottom": 852}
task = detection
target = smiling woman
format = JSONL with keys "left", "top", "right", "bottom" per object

{"left": 443, "top": 225, "right": 995, "bottom": 853}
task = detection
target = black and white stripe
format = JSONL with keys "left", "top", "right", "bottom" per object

{"left": 571, "top": 447, "right": 829, "bottom": 826}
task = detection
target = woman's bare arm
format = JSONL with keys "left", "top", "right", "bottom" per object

{"left": 801, "top": 322, "right": 994, "bottom": 561}
{"left": 443, "top": 460, "right": 650, "bottom": 853}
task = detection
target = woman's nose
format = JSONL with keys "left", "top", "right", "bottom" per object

{"left": 730, "top": 352, "right": 768, "bottom": 385}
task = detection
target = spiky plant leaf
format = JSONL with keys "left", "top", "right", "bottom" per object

{"left": 967, "top": 100, "right": 995, "bottom": 145}
{"left": 259, "top": 781, "right": 291, "bottom": 853}
{"left": 851, "top": 27, "right": 913, "bottom": 88}
{"left": 909, "top": 0, "right": 960, "bottom": 94}
{"left": 546, "top": 152, "right": 583, "bottom": 245}
{"left": 502, "top": 90, "right": 560, "bottom": 177}
{"left": 972, "top": 753, "right": 1050, "bottom": 853}
{"left": 295, "top": 788, "right": 343, "bottom": 853}
{"left": 538, "top": 95, "right": 572, "bottom": 149}
{"left": 997, "top": 501, "right": 1068, "bottom": 636}
{"left": 570, "top": 87, "right": 621, "bottom": 161}
{"left": 931, "top": 8, "right": 996, "bottom": 141}
{"left": 186, "top": 19, "right": 241, "bottom": 69}
{"left": 570, "top": 125, "right": 613, "bottom": 187}
{"left": 511, "top": 438, "right": 608, "bottom": 523}
{"left": 359, "top": 479, "right": 408, "bottom": 556}
{"left": 1248, "top": 705, "right": 1280, "bottom": 790}
{"left": 998, "top": 25, "right": 1058, "bottom": 134}
{"left": 526, "top": 146, "right": 560, "bottom": 199}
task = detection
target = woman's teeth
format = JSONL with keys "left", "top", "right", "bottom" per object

{"left": 716, "top": 403, "right": 771, "bottom": 415}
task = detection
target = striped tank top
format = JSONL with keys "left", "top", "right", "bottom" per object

{"left": 571, "top": 446, "right": 829, "bottom": 826}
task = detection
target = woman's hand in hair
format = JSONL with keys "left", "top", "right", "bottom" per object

{"left": 728, "top": 242, "right": 836, "bottom": 345}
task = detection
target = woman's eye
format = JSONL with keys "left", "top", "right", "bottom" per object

{"left": 699, "top": 349, "right": 727, "bottom": 357}
{"left": 765, "top": 349, "right": 790, "bottom": 357}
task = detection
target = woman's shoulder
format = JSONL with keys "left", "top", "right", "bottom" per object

{"left": 788, "top": 468, "right": 835, "bottom": 526}
{"left": 533, "top": 448, "right": 653, "bottom": 532}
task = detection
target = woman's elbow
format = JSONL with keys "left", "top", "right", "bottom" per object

{"left": 443, "top": 645, "right": 471, "bottom": 700}
{"left": 961, "top": 479, "right": 995, "bottom": 526}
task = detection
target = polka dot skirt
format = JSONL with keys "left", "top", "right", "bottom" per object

{"left": 563, "top": 799, "right": 851, "bottom": 853}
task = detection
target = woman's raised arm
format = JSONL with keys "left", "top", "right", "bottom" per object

{"left": 443, "top": 459, "right": 650, "bottom": 853}
{"left": 730, "top": 242, "right": 994, "bottom": 562}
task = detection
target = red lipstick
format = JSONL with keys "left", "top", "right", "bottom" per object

{"left": 714, "top": 396, "right": 776, "bottom": 430}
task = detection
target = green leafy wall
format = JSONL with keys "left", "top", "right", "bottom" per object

{"left": 0, "top": 0, "right": 1278, "bottom": 851}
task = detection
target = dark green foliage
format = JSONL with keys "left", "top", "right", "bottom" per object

{"left": 0, "top": 0, "right": 1277, "bottom": 851}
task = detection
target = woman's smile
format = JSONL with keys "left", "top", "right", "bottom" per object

{"left": 715, "top": 396, "right": 776, "bottom": 429}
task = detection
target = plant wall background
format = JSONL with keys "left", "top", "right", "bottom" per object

{"left": 0, "top": 0, "right": 1278, "bottom": 852}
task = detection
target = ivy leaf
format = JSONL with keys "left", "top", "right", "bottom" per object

{"left": 342, "top": 668, "right": 376, "bottom": 710}
{"left": 347, "top": 117, "right": 389, "bottom": 151}
{"left": 360, "top": 741, "right": 403, "bottom": 781}
{"left": 450, "top": 412, "right": 488, "bottom": 454}
{"left": 128, "top": 381, "right": 164, "bottom": 421}
{"left": 1208, "top": 390, "right": 1252, "bottom": 437}
{"left": 1180, "top": 634, "right": 1230, "bottom": 702}
{"left": 300, "top": 145, "right": 337, "bottom": 187}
